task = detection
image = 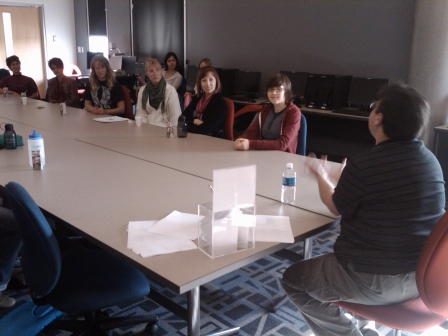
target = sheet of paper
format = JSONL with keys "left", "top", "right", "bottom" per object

{"left": 255, "top": 215, "right": 294, "bottom": 243}
{"left": 93, "top": 116, "right": 129, "bottom": 123}
{"left": 213, "top": 165, "right": 256, "bottom": 212}
{"left": 128, "top": 221, "right": 197, "bottom": 257}
{"left": 147, "top": 210, "right": 200, "bottom": 240}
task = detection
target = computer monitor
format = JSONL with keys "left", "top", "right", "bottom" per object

{"left": 86, "top": 51, "right": 103, "bottom": 69}
{"left": 280, "top": 71, "right": 308, "bottom": 102}
{"left": 121, "top": 56, "right": 137, "bottom": 75}
{"left": 348, "top": 77, "right": 389, "bottom": 109}
{"left": 234, "top": 71, "right": 261, "bottom": 97}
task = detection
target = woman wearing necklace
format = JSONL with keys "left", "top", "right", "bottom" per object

{"left": 135, "top": 58, "right": 181, "bottom": 127}
{"left": 84, "top": 55, "right": 125, "bottom": 115}
{"left": 182, "top": 66, "right": 227, "bottom": 137}
{"left": 234, "top": 73, "right": 301, "bottom": 153}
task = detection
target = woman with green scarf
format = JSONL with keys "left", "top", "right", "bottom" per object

{"left": 135, "top": 58, "right": 181, "bottom": 127}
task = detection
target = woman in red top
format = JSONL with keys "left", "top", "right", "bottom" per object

{"left": 234, "top": 73, "right": 301, "bottom": 153}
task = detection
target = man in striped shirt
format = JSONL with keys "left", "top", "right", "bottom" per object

{"left": 282, "top": 83, "right": 445, "bottom": 336}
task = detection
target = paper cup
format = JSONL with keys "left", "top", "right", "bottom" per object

{"left": 21, "top": 97, "right": 27, "bottom": 105}
{"left": 135, "top": 116, "right": 143, "bottom": 127}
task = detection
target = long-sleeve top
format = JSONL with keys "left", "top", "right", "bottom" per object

{"left": 0, "top": 73, "right": 38, "bottom": 97}
{"left": 135, "top": 83, "right": 181, "bottom": 127}
{"left": 46, "top": 75, "right": 79, "bottom": 107}
{"left": 182, "top": 92, "right": 227, "bottom": 137}
{"left": 163, "top": 70, "right": 182, "bottom": 90}
{"left": 238, "top": 102, "right": 301, "bottom": 153}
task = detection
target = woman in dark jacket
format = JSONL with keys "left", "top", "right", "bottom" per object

{"left": 182, "top": 66, "right": 227, "bottom": 137}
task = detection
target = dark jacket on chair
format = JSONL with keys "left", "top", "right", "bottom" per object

{"left": 182, "top": 92, "right": 227, "bottom": 138}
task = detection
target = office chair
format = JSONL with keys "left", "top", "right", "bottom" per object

{"left": 233, "top": 104, "right": 263, "bottom": 138}
{"left": 223, "top": 97, "right": 235, "bottom": 140}
{"left": 121, "top": 85, "right": 134, "bottom": 120}
{"left": 5, "top": 181, "right": 158, "bottom": 335}
{"left": 0, "top": 68, "right": 10, "bottom": 79}
{"left": 296, "top": 113, "right": 307, "bottom": 155}
{"left": 335, "top": 211, "right": 448, "bottom": 336}
{"left": 177, "top": 77, "right": 187, "bottom": 112}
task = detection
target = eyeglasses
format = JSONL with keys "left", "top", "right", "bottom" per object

{"left": 370, "top": 101, "right": 377, "bottom": 110}
{"left": 267, "top": 87, "right": 285, "bottom": 93}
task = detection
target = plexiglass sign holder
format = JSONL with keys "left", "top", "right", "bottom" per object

{"left": 198, "top": 165, "right": 257, "bottom": 258}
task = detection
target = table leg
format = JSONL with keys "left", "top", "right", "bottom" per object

{"left": 187, "top": 286, "right": 240, "bottom": 336}
{"left": 303, "top": 237, "right": 313, "bottom": 260}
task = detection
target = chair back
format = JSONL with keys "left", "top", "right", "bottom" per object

{"left": 121, "top": 85, "right": 134, "bottom": 120}
{"left": 177, "top": 77, "right": 187, "bottom": 113}
{"left": 296, "top": 113, "right": 307, "bottom": 155}
{"left": 416, "top": 211, "right": 448, "bottom": 315}
{"left": 5, "top": 182, "right": 61, "bottom": 298}
{"left": 223, "top": 97, "right": 235, "bottom": 140}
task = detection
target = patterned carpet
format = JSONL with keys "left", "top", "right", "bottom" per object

{"left": 1, "top": 223, "right": 448, "bottom": 336}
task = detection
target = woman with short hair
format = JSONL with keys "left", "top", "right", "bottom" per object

{"left": 182, "top": 66, "right": 227, "bottom": 137}
{"left": 84, "top": 55, "right": 125, "bottom": 115}
{"left": 0, "top": 55, "right": 38, "bottom": 98}
{"left": 135, "top": 58, "right": 181, "bottom": 127}
{"left": 234, "top": 73, "right": 301, "bottom": 152}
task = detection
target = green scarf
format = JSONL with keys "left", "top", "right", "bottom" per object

{"left": 142, "top": 77, "right": 167, "bottom": 113}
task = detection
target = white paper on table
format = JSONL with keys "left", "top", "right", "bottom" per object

{"left": 255, "top": 215, "right": 294, "bottom": 243}
{"left": 127, "top": 220, "right": 197, "bottom": 257}
{"left": 147, "top": 210, "right": 200, "bottom": 240}
{"left": 213, "top": 165, "right": 256, "bottom": 212}
{"left": 93, "top": 116, "right": 129, "bottom": 123}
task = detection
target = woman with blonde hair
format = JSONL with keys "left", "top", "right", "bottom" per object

{"left": 84, "top": 55, "right": 125, "bottom": 115}
{"left": 135, "top": 58, "right": 181, "bottom": 126}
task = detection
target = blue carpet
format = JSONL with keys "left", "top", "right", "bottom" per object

{"left": 1, "top": 223, "right": 446, "bottom": 335}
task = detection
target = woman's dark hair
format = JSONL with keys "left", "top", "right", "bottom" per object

{"left": 375, "top": 82, "right": 429, "bottom": 140}
{"left": 265, "top": 73, "right": 293, "bottom": 104}
{"left": 164, "top": 52, "right": 179, "bottom": 71}
{"left": 195, "top": 66, "right": 221, "bottom": 98}
{"left": 48, "top": 57, "right": 64, "bottom": 69}
{"left": 6, "top": 55, "right": 20, "bottom": 68}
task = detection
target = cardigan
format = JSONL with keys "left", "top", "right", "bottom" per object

{"left": 182, "top": 92, "right": 227, "bottom": 137}
{"left": 239, "top": 102, "right": 301, "bottom": 153}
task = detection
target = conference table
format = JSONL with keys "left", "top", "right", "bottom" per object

{"left": 0, "top": 99, "right": 339, "bottom": 335}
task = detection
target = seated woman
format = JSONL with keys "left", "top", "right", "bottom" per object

{"left": 0, "top": 55, "right": 38, "bottom": 98}
{"left": 234, "top": 73, "right": 301, "bottom": 153}
{"left": 46, "top": 57, "right": 79, "bottom": 107}
{"left": 182, "top": 66, "right": 227, "bottom": 137}
{"left": 83, "top": 55, "right": 125, "bottom": 115}
{"left": 135, "top": 58, "right": 181, "bottom": 127}
{"left": 162, "top": 52, "right": 183, "bottom": 90}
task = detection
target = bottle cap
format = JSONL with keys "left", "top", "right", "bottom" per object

{"left": 286, "top": 163, "right": 293, "bottom": 169}
{"left": 5, "top": 124, "right": 13, "bottom": 131}
{"left": 178, "top": 115, "right": 186, "bottom": 121}
{"left": 29, "top": 130, "right": 42, "bottom": 139}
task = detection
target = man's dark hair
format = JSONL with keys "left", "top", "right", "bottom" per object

{"left": 265, "top": 73, "right": 293, "bottom": 104}
{"left": 376, "top": 82, "right": 429, "bottom": 140}
{"left": 48, "top": 57, "right": 64, "bottom": 69}
{"left": 6, "top": 55, "right": 20, "bottom": 68}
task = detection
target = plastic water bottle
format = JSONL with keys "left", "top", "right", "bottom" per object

{"left": 281, "top": 163, "right": 296, "bottom": 204}
{"left": 177, "top": 115, "right": 188, "bottom": 138}
{"left": 28, "top": 130, "right": 45, "bottom": 170}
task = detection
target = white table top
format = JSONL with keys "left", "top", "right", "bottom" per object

{"left": 0, "top": 119, "right": 336, "bottom": 293}
{"left": 0, "top": 101, "right": 338, "bottom": 218}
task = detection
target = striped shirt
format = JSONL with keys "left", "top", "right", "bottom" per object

{"left": 333, "top": 139, "right": 445, "bottom": 274}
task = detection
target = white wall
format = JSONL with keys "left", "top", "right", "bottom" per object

{"left": 0, "top": 0, "right": 77, "bottom": 78}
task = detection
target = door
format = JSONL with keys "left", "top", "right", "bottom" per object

{"left": 0, "top": 6, "right": 45, "bottom": 98}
